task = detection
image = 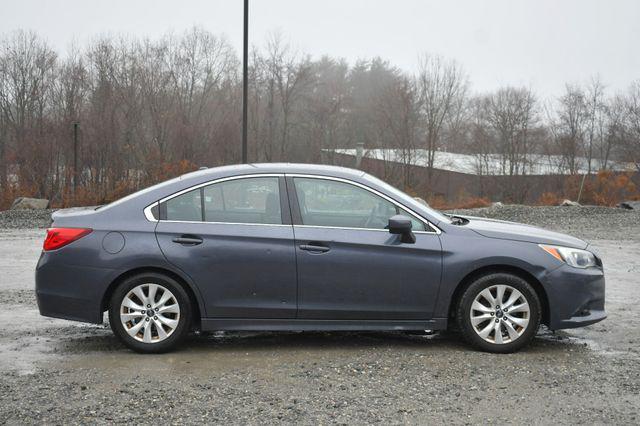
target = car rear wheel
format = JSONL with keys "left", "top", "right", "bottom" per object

{"left": 109, "top": 272, "right": 191, "bottom": 353}
{"left": 457, "top": 273, "right": 541, "bottom": 353}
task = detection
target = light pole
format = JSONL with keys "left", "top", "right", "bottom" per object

{"left": 242, "top": 0, "right": 249, "bottom": 163}
{"left": 73, "top": 122, "right": 79, "bottom": 193}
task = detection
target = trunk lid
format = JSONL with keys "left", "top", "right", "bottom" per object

{"left": 51, "top": 206, "right": 100, "bottom": 226}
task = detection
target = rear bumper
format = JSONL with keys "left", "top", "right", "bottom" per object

{"left": 543, "top": 264, "right": 606, "bottom": 330}
{"left": 36, "top": 291, "right": 103, "bottom": 323}
{"left": 35, "top": 252, "right": 115, "bottom": 324}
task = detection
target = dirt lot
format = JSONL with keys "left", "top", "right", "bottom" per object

{"left": 1, "top": 205, "right": 639, "bottom": 424}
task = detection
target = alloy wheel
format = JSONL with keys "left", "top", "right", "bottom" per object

{"left": 120, "top": 283, "right": 181, "bottom": 344}
{"left": 469, "top": 284, "right": 530, "bottom": 344}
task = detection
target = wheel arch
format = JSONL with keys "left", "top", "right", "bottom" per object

{"left": 101, "top": 266, "right": 203, "bottom": 330}
{"left": 447, "top": 264, "right": 550, "bottom": 327}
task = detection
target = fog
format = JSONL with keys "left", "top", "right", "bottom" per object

{"left": 2, "top": 0, "right": 639, "bottom": 98}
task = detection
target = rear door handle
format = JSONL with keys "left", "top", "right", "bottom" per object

{"left": 299, "top": 243, "right": 330, "bottom": 253}
{"left": 172, "top": 235, "right": 203, "bottom": 245}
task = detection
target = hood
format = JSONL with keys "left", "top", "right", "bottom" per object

{"left": 459, "top": 215, "right": 588, "bottom": 249}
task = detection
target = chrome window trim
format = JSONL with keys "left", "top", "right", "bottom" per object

{"left": 160, "top": 219, "right": 291, "bottom": 228}
{"left": 287, "top": 173, "right": 441, "bottom": 235}
{"left": 143, "top": 173, "right": 284, "bottom": 224}
{"left": 294, "top": 224, "right": 437, "bottom": 235}
{"left": 143, "top": 202, "right": 159, "bottom": 222}
{"left": 144, "top": 171, "right": 442, "bottom": 235}
{"left": 157, "top": 173, "right": 283, "bottom": 205}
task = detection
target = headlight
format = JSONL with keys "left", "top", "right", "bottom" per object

{"left": 539, "top": 244, "right": 598, "bottom": 268}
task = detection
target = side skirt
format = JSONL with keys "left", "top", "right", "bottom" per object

{"left": 201, "top": 318, "right": 448, "bottom": 332}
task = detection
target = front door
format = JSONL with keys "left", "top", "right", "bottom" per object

{"left": 289, "top": 176, "right": 442, "bottom": 320}
{"left": 155, "top": 175, "right": 297, "bottom": 318}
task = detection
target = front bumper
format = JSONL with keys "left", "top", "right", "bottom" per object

{"left": 543, "top": 264, "right": 606, "bottom": 330}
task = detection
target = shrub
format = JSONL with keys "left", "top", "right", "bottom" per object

{"left": 537, "top": 192, "right": 561, "bottom": 206}
{"left": 427, "top": 193, "right": 491, "bottom": 210}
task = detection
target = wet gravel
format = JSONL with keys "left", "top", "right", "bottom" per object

{"left": 448, "top": 204, "right": 640, "bottom": 241}
{"left": 0, "top": 204, "right": 638, "bottom": 240}
{"left": 0, "top": 209, "right": 54, "bottom": 229}
{"left": 0, "top": 289, "right": 36, "bottom": 305}
{"left": 0, "top": 206, "right": 639, "bottom": 424}
{"left": 0, "top": 204, "right": 637, "bottom": 239}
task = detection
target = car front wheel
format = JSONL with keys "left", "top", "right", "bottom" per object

{"left": 109, "top": 272, "right": 191, "bottom": 353}
{"left": 457, "top": 273, "right": 541, "bottom": 353}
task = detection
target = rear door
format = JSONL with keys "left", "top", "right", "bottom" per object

{"left": 288, "top": 175, "right": 442, "bottom": 320}
{"left": 155, "top": 175, "right": 298, "bottom": 318}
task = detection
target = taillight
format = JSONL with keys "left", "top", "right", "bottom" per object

{"left": 43, "top": 228, "right": 92, "bottom": 251}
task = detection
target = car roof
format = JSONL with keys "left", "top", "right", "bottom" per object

{"left": 182, "top": 162, "right": 366, "bottom": 180}
{"left": 100, "top": 163, "right": 366, "bottom": 214}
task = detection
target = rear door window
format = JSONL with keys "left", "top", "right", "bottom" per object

{"left": 161, "top": 177, "right": 282, "bottom": 225}
{"left": 203, "top": 177, "right": 282, "bottom": 225}
{"left": 165, "top": 188, "right": 202, "bottom": 221}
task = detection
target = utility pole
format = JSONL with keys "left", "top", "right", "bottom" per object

{"left": 73, "top": 122, "right": 79, "bottom": 193}
{"left": 242, "top": 0, "right": 249, "bottom": 163}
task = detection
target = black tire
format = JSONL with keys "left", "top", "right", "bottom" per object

{"left": 456, "top": 273, "right": 541, "bottom": 353}
{"left": 109, "top": 272, "right": 191, "bottom": 353}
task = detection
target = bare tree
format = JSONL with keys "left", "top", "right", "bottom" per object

{"left": 374, "top": 76, "right": 420, "bottom": 187}
{"left": 552, "top": 84, "right": 588, "bottom": 174}
{"left": 415, "top": 54, "right": 467, "bottom": 186}
{"left": 466, "top": 95, "right": 493, "bottom": 176}
{"left": 254, "top": 33, "right": 312, "bottom": 161}
{"left": 0, "top": 30, "right": 57, "bottom": 195}
{"left": 300, "top": 56, "right": 349, "bottom": 163}
{"left": 0, "top": 28, "right": 638, "bottom": 209}
{"left": 584, "top": 77, "right": 606, "bottom": 173}
{"left": 485, "top": 87, "right": 538, "bottom": 177}
{"left": 622, "top": 81, "right": 640, "bottom": 171}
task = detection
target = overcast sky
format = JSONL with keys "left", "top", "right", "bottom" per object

{"left": 2, "top": 0, "right": 639, "bottom": 100}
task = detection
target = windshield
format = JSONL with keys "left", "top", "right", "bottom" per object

{"left": 363, "top": 173, "right": 451, "bottom": 224}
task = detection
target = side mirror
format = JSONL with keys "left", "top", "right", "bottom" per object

{"left": 388, "top": 215, "right": 416, "bottom": 244}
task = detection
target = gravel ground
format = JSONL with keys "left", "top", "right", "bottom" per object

{"left": 0, "top": 209, "right": 54, "bottom": 229}
{"left": 0, "top": 204, "right": 637, "bottom": 239}
{"left": 0, "top": 206, "right": 639, "bottom": 424}
{"left": 449, "top": 204, "right": 640, "bottom": 241}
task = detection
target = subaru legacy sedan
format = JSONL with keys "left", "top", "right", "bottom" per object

{"left": 36, "top": 163, "right": 606, "bottom": 353}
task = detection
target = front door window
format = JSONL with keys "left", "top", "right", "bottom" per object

{"left": 293, "top": 177, "right": 425, "bottom": 231}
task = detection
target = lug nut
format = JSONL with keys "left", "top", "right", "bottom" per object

{"left": 154, "top": 316, "right": 158, "bottom": 320}
{"left": 490, "top": 312, "right": 494, "bottom": 316}
{"left": 496, "top": 305, "right": 500, "bottom": 309}
{"left": 147, "top": 304, "right": 151, "bottom": 308}
{"left": 495, "top": 319, "right": 499, "bottom": 323}
{"left": 145, "top": 318, "right": 150, "bottom": 322}
{"left": 155, "top": 307, "right": 159, "bottom": 312}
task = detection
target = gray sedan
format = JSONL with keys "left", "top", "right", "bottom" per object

{"left": 35, "top": 163, "right": 606, "bottom": 353}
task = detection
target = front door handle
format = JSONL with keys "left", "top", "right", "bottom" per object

{"left": 172, "top": 235, "right": 203, "bottom": 245}
{"left": 299, "top": 243, "right": 330, "bottom": 253}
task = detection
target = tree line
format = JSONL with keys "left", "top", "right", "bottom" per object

{"left": 0, "top": 28, "right": 638, "bottom": 208}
